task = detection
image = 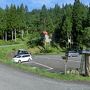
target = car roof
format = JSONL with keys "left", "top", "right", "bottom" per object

{"left": 20, "top": 54, "right": 30, "bottom": 56}
{"left": 15, "top": 54, "right": 30, "bottom": 56}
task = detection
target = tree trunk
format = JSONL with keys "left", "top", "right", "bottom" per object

{"left": 26, "top": 30, "right": 28, "bottom": 35}
{"left": 21, "top": 30, "right": 24, "bottom": 39}
{"left": 5, "top": 31, "right": 7, "bottom": 41}
{"left": 14, "top": 29, "right": 16, "bottom": 42}
{"left": 12, "top": 30, "right": 14, "bottom": 40}
{"left": 2, "top": 30, "right": 4, "bottom": 40}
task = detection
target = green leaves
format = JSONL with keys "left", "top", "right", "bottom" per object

{"left": 72, "top": 0, "right": 87, "bottom": 49}
{"left": 0, "top": 8, "right": 6, "bottom": 31}
{"left": 0, "top": 1, "right": 89, "bottom": 49}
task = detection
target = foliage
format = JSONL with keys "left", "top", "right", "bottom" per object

{"left": 87, "top": 6, "right": 90, "bottom": 27}
{"left": 83, "top": 27, "right": 90, "bottom": 47}
{"left": 0, "top": 0, "right": 90, "bottom": 49}
{"left": 27, "top": 32, "right": 44, "bottom": 48}
{"left": 27, "top": 38, "right": 42, "bottom": 48}
{"left": 72, "top": 0, "right": 87, "bottom": 49}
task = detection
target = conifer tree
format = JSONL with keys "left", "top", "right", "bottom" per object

{"left": 72, "top": 0, "right": 83, "bottom": 49}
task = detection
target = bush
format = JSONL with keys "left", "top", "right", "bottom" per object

{"left": 27, "top": 39, "right": 39, "bottom": 48}
{"left": 40, "top": 46, "right": 63, "bottom": 54}
{"left": 27, "top": 37, "right": 44, "bottom": 48}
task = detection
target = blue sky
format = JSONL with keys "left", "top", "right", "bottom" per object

{"left": 0, "top": 0, "right": 89, "bottom": 11}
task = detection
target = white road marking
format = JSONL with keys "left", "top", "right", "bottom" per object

{"left": 31, "top": 61, "right": 53, "bottom": 70}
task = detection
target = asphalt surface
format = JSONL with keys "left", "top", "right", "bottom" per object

{"left": 26, "top": 55, "right": 82, "bottom": 73}
{"left": 0, "top": 64, "right": 90, "bottom": 90}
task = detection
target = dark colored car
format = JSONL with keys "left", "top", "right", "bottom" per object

{"left": 17, "top": 49, "right": 29, "bottom": 55}
{"left": 16, "top": 49, "right": 32, "bottom": 56}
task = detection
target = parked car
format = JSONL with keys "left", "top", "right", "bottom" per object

{"left": 12, "top": 54, "right": 32, "bottom": 63}
{"left": 80, "top": 50, "right": 90, "bottom": 54}
{"left": 65, "top": 51, "right": 79, "bottom": 57}
{"left": 17, "top": 49, "right": 30, "bottom": 55}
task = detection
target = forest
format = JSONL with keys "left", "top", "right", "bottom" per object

{"left": 0, "top": 0, "right": 90, "bottom": 50}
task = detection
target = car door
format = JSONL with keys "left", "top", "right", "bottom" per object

{"left": 21, "top": 55, "right": 26, "bottom": 62}
{"left": 22, "top": 55, "right": 29, "bottom": 61}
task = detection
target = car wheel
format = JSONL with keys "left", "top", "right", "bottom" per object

{"left": 28, "top": 58, "right": 31, "bottom": 62}
{"left": 18, "top": 60, "right": 21, "bottom": 63}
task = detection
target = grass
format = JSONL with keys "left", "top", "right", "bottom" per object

{"left": 0, "top": 44, "right": 90, "bottom": 82}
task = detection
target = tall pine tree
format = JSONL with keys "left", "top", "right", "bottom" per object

{"left": 72, "top": 0, "right": 83, "bottom": 49}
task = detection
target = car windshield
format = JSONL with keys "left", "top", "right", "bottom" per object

{"left": 22, "top": 55, "right": 30, "bottom": 57}
{"left": 14, "top": 55, "right": 21, "bottom": 58}
{"left": 68, "top": 51, "right": 77, "bottom": 53}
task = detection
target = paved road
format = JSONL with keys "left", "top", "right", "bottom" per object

{"left": 26, "top": 55, "right": 82, "bottom": 73}
{"left": 0, "top": 64, "right": 90, "bottom": 90}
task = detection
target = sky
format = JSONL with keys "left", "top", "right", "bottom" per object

{"left": 0, "top": 0, "right": 89, "bottom": 11}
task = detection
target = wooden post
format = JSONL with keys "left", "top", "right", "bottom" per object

{"left": 65, "top": 56, "right": 68, "bottom": 74}
{"left": 85, "top": 54, "right": 90, "bottom": 76}
{"left": 80, "top": 52, "right": 90, "bottom": 76}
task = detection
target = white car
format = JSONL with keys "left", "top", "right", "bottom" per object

{"left": 12, "top": 54, "right": 32, "bottom": 63}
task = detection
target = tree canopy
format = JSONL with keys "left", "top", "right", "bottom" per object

{"left": 0, "top": 0, "right": 90, "bottom": 49}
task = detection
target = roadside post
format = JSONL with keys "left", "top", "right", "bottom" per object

{"left": 62, "top": 55, "right": 68, "bottom": 74}
{"left": 65, "top": 55, "right": 68, "bottom": 74}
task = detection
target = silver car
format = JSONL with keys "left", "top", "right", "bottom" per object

{"left": 66, "top": 51, "right": 79, "bottom": 57}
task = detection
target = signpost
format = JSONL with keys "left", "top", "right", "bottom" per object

{"left": 62, "top": 55, "right": 68, "bottom": 74}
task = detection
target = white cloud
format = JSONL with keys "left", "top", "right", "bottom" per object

{"left": 30, "top": 0, "right": 52, "bottom": 5}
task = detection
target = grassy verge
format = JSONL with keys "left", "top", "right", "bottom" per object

{"left": 0, "top": 44, "right": 90, "bottom": 81}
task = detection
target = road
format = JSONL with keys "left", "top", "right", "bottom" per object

{"left": 0, "top": 64, "right": 90, "bottom": 90}
{"left": 26, "top": 55, "right": 82, "bottom": 73}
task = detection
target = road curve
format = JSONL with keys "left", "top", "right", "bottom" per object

{"left": 0, "top": 64, "right": 90, "bottom": 90}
